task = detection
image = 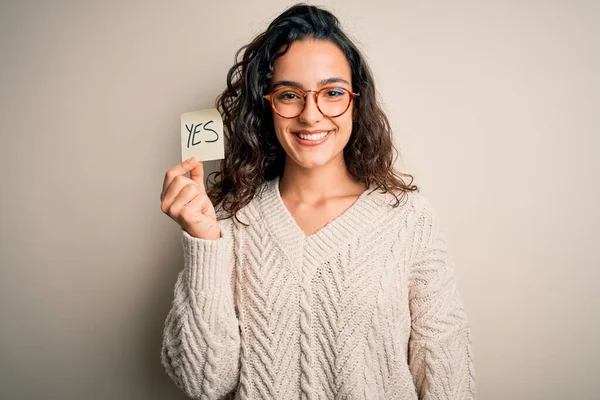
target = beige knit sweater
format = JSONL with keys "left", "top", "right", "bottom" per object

{"left": 161, "top": 176, "right": 476, "bottom": 399}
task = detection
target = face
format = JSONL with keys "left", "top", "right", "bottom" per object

{"left": 269, "top": 39, "right": 354, "bottom": 171}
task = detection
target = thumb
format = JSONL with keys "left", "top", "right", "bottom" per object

{"left": 189, "top": 159, "right": 205, "bottom": 192}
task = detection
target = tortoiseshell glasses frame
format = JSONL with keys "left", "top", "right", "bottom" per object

{"left": 263, "top": 86, "right": 360, "bottom": 119}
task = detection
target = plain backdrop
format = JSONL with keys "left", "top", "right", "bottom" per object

{"left": 1, "top": 1, "right": 598, "bottom": 399}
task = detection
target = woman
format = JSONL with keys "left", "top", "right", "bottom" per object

{"left": 160, "top": 4, "right": 476, "bottom": 399}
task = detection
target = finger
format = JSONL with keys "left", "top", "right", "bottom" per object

{"left": 165, "top": 183, "right": 200, "bottom": 218}
{"left": 161, "top": 174, "right": 199, "bottom": 209}
{"left": 161, "top": 157, "right": 198, "bottom": 199}
{"left": 189, "top": 160, "right": 205, "bottom": 193}
{"left": 186, "top": 192, "right": 216, "bottom": 219}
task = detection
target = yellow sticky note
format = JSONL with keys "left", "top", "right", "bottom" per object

{"left": 180, "top": 108, "right": 225, "bottom": 162}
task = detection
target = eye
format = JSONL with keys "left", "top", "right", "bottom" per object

{"left": 323, "top": 88, "right": 347, "bottom": 98}
{"left": 276, "top": 90, "right": 302, "bottom": 101}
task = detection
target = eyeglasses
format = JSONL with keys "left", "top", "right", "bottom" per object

{"left": 263, "top": 86, "right": 360, "bottom": 119}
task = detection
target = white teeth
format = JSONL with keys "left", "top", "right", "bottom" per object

{"left": 297, "top": 131, "right": 329, "bottom": 141}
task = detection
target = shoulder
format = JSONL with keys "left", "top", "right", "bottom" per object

{"left": 404, "top": 191, "right": 439, "bottom": 221}
{"left": 369, "top": 189, "right": 444, "bottom": 244}
{"left": 373, "top": 188, "right": 438, "bottom": 221}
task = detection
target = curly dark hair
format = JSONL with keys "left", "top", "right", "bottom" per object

{"left": 207, "top": 3, "right": 418, "bottom": 222}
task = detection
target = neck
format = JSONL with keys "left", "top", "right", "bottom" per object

{"left": 278, "top": 155, "right": 366, "bottom": 203}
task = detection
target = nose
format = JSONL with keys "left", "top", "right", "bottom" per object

{"left": 298, "top": 91, "right": 322, "bottom": 124}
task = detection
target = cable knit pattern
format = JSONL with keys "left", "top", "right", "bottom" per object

{"left": 162, "top": 176, "right": 476, "bottom": 399}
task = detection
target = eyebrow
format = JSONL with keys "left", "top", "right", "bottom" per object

{"left": 271, "top": 77, "right": 351, "bottom": 90}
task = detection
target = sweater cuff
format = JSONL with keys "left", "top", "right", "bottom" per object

{"left": 180, "top": 228, "right": 232, "bottom": 296}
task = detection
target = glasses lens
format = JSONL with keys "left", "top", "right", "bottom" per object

{"left": 271, "top": 87, "right": 352, "bottom": 118}
{"left": 318, "top": 88, "right": 351, "bottom": 117}
{"left": 272, "top": 88, "right": 305, "bottom": 118}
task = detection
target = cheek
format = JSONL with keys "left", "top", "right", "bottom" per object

{"left": 334, "top": 114, "right": 354, "bottom": 137}
{"left": 272, "top": 115, "right": 290, "bottom": 141}
{"left": 273, "top": 116, "right": 285, "bottom": 132}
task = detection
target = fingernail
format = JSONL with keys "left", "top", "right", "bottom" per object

{"left": 187, "top": 156, "right": 197, "bottom": 164}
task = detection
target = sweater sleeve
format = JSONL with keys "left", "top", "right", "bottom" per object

{"left": 161, "top": 217, "right": 240, "bottom": 399}
{"left": 406, "top": 197, "right": 476, "bottom": 400}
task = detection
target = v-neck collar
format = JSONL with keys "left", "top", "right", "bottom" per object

{"left": 257, "top": 175, "right": 391, "bottom": 267}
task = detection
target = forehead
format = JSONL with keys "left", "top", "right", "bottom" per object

{"left": 271, "top": 39, "right": 352, "bottom": 87}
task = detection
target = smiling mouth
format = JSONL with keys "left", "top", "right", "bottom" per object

{"left": 294, "top": 130, "right": 332, "bottom": 141}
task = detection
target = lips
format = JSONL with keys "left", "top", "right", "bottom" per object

{"left": 296, "top": 131, "right": 329, "bottom": 141}
{"left": 292, "top": 129, "right": 333, "bottom": 146}
{"left": 293, "top": 129, "right": 333, "bottom": 137}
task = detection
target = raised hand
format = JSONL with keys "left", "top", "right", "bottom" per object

{"left": 160, "top": 157, "right": 221, "bottom": 240}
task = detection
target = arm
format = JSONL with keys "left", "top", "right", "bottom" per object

{"left": 161, "top": 217, "right": 240, "bottom": 399}
{"left": 407, "top": 197, "right": 476, "bottom": 400}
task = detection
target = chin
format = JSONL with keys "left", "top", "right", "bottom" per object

{"left": 297, "top": 160, "right": 329, "bottom": 170}
{"left": 289, "top": 152, "right": 340, "bottom": 170}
